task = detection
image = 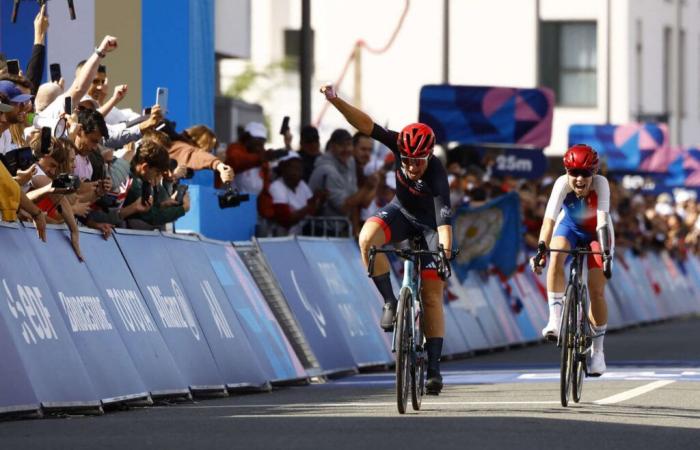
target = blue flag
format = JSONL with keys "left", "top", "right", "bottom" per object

{"left": 452, "top": 192, "right": 522, "bottom": 277}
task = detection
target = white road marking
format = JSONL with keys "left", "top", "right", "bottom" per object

{"left": 594, "top": 380, "right": 676, "bottom": 405}
{"left": 189, "top": 400, "right": 560, "bottom": 410}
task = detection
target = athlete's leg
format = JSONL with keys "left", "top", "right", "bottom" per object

{"left": 587, "top": 241, "right": 608, "bottom": 375}
{"left": 360, "top": 205, "right": 410, "bottom": 331}
{"left": 419, "top": 228, "right": 446, "bottom": 394}
{"left": 543, "top": 235, "right": 571, "bottom": 339}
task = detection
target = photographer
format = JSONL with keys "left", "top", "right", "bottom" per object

{"left": 24, "top": 136, "right": 83, "bottom": 260}
{"left": 119, "top": 136, "right": 188, "bottom": 229}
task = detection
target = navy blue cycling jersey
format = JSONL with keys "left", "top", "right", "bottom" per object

{"left": 370, "top": 123, "right": 452, "bottom": 229}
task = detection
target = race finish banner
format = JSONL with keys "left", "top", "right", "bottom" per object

{"left": 419, "top": 85, "right": 554, "bottom": 148}
{"left": 0, "top": 223, "right": 100, "bottom": 410}
{"left": 452, "top": 192, "right": 522, "bottom": 277}
{"left": 200, "top": 239, "right": 308, "bottom": 383}
{"left": 298, "top": 237, "right": 393, "bottom": 368}
{"left": 114, "top": 230, "right": 226, "bottom": 394}
{"left": 24, "top": 225, "right": 149, "bottom": 404}
{"left": 257, "top": 237, "right": 357, "bottom": 375}
{"left": 80, "top": 230, "right": 189, "bottom": 398}
{"left": 568, "top": 123, "right": 668, "bottom": 172}
{"left": 162, "top": 234, "right": 269, "bottom": 390}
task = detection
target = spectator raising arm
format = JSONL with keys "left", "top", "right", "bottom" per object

{"left": 66, "top": 36, "right": 118, "bottom": 111}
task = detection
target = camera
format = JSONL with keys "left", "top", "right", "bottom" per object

{"left": 51, "top": 173, "right": 80, "bottom": 191}
{"left": 218, "top": 182, "right": 249, "bottom": 209}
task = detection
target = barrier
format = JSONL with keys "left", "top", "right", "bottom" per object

{"left": 478, "top": 275, "right": 526, "bottom": 344}
{"left": 114, "top": 230, "right": 226, "bottom": 394}
{"left": 79, "top": 229, "right": 189, "bottom": 399}
{"left": 162, "top": 233, "right": 270, "bottom": 390}
{"left": 298, "top": 237, "right": 393, "bottom": 367}
{"left": 257, "top": 237, "right": 357, "bottom": 375}
{"left": 446, "top": 274, "right": 496, "bottom": 350}
{"left": 25, "top": 225, "right": 150, "bottom": 405}
{"left": 0, "top": 223, "right": 101, "bottom": 410}
{"left": 200, "top": 238, "right": 308, "bottom": 383}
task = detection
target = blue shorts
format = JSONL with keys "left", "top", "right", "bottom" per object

{"left": 553, "top": 220, "right": 594, "bottom": 248}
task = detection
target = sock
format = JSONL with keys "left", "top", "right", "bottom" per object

{"left": 426, "top": 337, "right": 443, "bottom": 376}
{"left": 591, "top": 323, "right": 607, "bottom": 353}
{"left": 547, "top": 292, "right": 564, "bottom": 321}
{"left": 372, "top": 273, "right": 397, "bottom": 304}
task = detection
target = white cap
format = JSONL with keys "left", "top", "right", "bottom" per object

{"left": 79, "top": 95, "right": 100, "bottom": 109}
{"left": 655, "top": 202, "right": 674, "bottom": 216}
{"left": 245, "top": 122, "right": 267, "bottom": 140}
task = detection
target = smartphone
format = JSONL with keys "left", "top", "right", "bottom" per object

{"left": 174, "top": 184, "right": 188, "bottom": 204}
{"left": 155, "top": 87, "right": 168, "bottom": 113}
{"left": 7, "top": 59, "right": 20, "bottom": 76}
{"left": 142, "top": 107, "right": 152, "bottom": 116}
{"left": 141, "top": 182, "right": 152, "bottom": 205}
{"left": 40, "top": 127, "right": 51, "bottom": 155}
{"left": 64, "top": 96, "right": 72, "bottom": 115}
{"left": 279, "top": 116, "right": 290, "bottom": 135}
{"left": 49, "top": 63, "right": 61, "bottom": 83}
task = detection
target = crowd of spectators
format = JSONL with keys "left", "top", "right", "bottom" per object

{"left": 0, "top": 6, "right": 233, "bottom": 260}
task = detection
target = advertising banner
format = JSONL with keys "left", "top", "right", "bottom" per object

{"left": 163, "top": 234, "right": 269, "bottom": 389}
{"left": 79, "top": 230, "right": 188, "bottom": 397}
{"left": 115, "top": 231, "right": 225, "bottom": 393}
{"left": 258, "top": 238, "right": 356, "bottom": 374}
{"left": 299, "top": 238, "right": 393, "bottom": 367}
{"left": 0, "top": 223, "right": 99, "bottom": 409}
{"left": 419, "top": 85, "right": 554, "bottom": 148}
{"left": 201, "top": 239, "right": 307, "bottom": 382}
{"left": 24, "top": 226, "right": 149, "bottom": 404}
{"left": 0, "top": 309, "right": 39, "bottom": 415}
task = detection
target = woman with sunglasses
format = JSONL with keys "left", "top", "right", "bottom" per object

{"left": 321, "top": 84, "right": 453, "bottom": 395}
{"left": 530, "top": 144, "right": 613, "bottom": 376}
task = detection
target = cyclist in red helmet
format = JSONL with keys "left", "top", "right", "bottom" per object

{"left": 321, "top": 84, "right": 453, "bottom": 394}
{"left": 530, "top": 144, "right": 614, "bottom": 376}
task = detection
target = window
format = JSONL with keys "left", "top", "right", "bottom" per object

{"left": 284, "top": 28, "right": 314, "bottom": 72}
{"left": 636, "top": 20, "right": 643, "bottom": 115}
{"left": 539, "top": 22, "right": 598, "bottom": 107}
{"left": 663, "top": 27, "right": 672, "bottom": 115}
{"left": 680, "top": 29, "right": 686, "bottom": 117}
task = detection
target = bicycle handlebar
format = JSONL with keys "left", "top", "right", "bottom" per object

{"left": 367, "top": 245, "right": 460, "bottom": 281}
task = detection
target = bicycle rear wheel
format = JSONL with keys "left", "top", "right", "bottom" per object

{"left": 572, "top": 287, "right": 588, "bottom": 403}
{"left": 411, "top": 307, "right": 425, "bottom": 411}
{"left": 560, "top": 284, "right": 576, "bottom": 407}
{"left": 395, "top": 288, "right": 411, "bottom": 414}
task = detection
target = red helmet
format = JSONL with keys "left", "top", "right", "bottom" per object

{"left": 563, "top": 144, "right": 599, "bottom": 170}
{"left": 398, "top": 123, "right": 435, "bottom": 158}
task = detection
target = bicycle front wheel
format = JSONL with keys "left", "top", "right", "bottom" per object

{"left": 395, "top": 288, "right": 411, "bottom": 414}
{"left": 560, "top": 284, "right": 576, "bottom": 407}
{"left": 573, "top": 287, "right": 588, "bottom": 403}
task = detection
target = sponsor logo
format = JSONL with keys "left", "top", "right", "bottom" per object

{"left": 146, "top": 279, "right": 201, "bottom": 340}
{"left": 201, "top": 280, "right": 234, "bottom": 339}
{"left": 105, "top": 288, "right": 157, "bottom": 333}
{"left": 58, "top": 292, "right": 113, "bottom": 332}
{"left": 2, "top": 279, "right": 58, "bottom": 344}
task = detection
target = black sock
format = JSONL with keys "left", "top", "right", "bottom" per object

{"left": 371, "top": 273, "right": 397, "bottom": 304}
{"left": 426, "top": 337, "right": 444, "bottom": 375}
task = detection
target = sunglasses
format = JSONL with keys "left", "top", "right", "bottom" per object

{"left": 400, "top": 155, "right": 430, "bottom": 166}
{"left": 567, "top": 168, "right": 593, "bottom": 178}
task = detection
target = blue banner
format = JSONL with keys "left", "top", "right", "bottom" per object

{"left": 491, "top": 148, "right": 548, "bottom": 179}
{"left": 0, "top": 306, "right": 39, "bottom": 415}
{"left": 452, "top": 192, "right": 522, "bottom": 277}
{"left": 0, "top": 223, "right": 100, "bottom": 409}
{"left": 200, "top": 239, "right": 308, "bottom": 383}
{"left": 419, "top": 85, "right": 554, "bottom": 147}
{"left": 114, "top": 231, "right": 225, "bottom": 393}
{"left": 162, "top": 234, "right": 269, "bottom": 390}
{"left": 298, "top": 238, "right": 393, "bottom": 367}
{"left": 258, "top": 238, "right": 357, "bottom": 375}
{"left": 24, "top": 226, "right": 149, "bottom": 404}
{"left": 79, "top": 230, "right": 189, "bottom": 398}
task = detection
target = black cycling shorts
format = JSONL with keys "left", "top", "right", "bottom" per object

{"left": 367, "top": 203, "right": 440, "bottom": 280}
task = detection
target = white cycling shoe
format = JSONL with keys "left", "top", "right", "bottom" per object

{"left": 588, "top": 351, "right": 606, "bottom": 377}
{"left": 541, "top": 316, "right": 561, "bottom": 341}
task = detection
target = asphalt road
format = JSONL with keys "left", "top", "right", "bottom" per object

{"left": 2, "top": 316, "right": 699, "bottom": 450}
